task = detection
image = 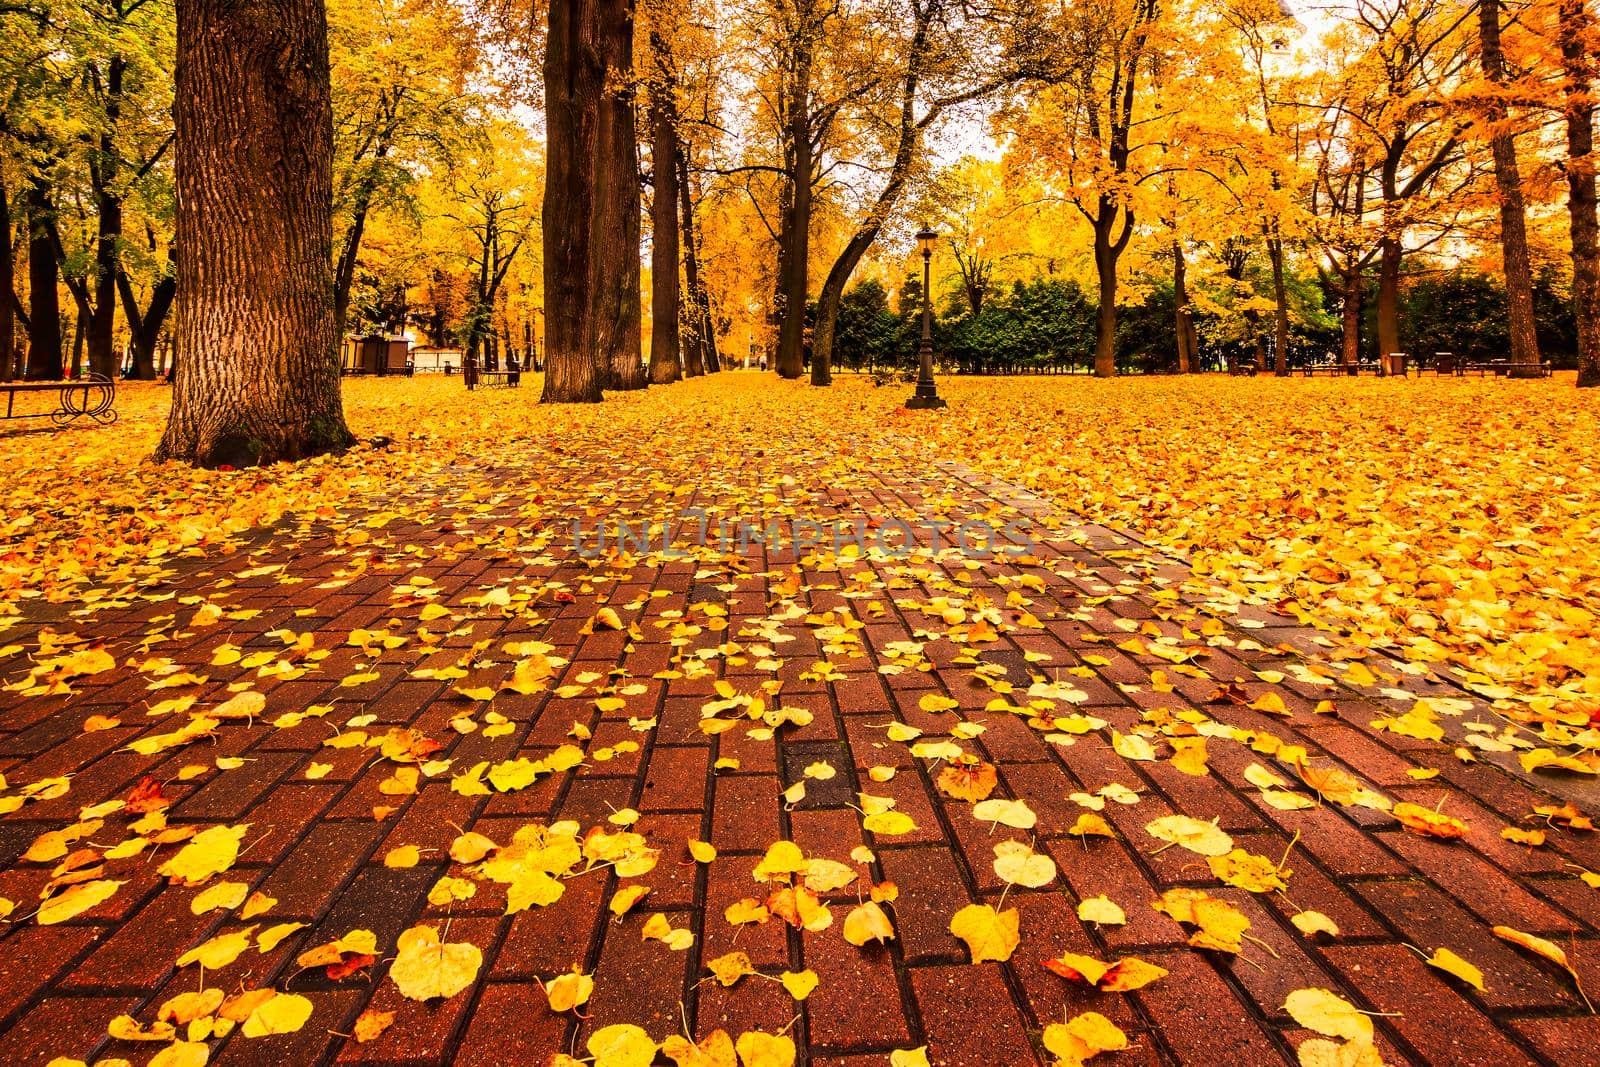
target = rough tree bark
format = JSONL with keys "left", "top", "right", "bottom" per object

{"left": 156, "top": 0, "right": 353, "bottom": 465}
{"left": 24, "top": 180, "right": 61, "bottom": 380}
{"left": 1560, "top": 0, "right": 1599, "bottom": 387}
{"left": 118, "top": 259, "right": 176, "bottom": 381}
{"left": 1375, "top": 230, "right": 1402, "bottom": 365}
{"left": 1267, "top": 230, "right": 1290, "bottom": 376}
{"left": 1479, "top": 0, "right": 1541, "bottom": 375}
{"left": 1339, "top": 264, "right": 1362, "bottom": 371}
{"left": 85, "top": 55, "right": 125, "bottom": 379}
{"left": 774, "top": 0, "right": 815, "bottom": 380}
{"left": 1173, "top": 241, "right": 1193, "bottom": 373}
{"left": 677, "top": 145, "right": 706, "bottom": 377}
{"left": 542, "top": 0, "right": 606, "bottom": 402}
{"left": 0, "top": 180, "right": 14, "bottom": 381}
{"left": 594, "top": 0, "right": 646, "bottom": 390}
{"left": 648, "top": 56, "right": 681, "bottom": 385}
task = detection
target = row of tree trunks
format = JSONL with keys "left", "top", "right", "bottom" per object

{"left": 156, "top": 0, "right": 353, "bottom": 466}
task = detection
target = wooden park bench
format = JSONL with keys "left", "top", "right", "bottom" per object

{"left": 869, "top": 368, "right": 916, "bottom": 386}
{"left": 0, "top": 373, "right": 117, "bottom": 428}
{"left": 1301, "top": 363, "right": 1349, "bottom": 377}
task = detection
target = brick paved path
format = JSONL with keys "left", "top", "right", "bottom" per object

{"left": 0, "top": 409, "right": 1596, "bottom": 1066}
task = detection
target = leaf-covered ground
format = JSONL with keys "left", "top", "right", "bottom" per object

{"left": 0, "top": 374, "right": 1595, "bottom": 1066}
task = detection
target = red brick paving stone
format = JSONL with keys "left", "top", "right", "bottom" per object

{"left": 1324, "top": 943, "right": 1541, "bottom": 1067}
{"left": 1388, "top": 786, "right": 1567, "bottom": 876}
{"left": 632, "top": 812, "right": 703, "bottom": 908}
{"left": 57, "top": 889, "right": 202, "bottom": 990}
{"left": 215, "top": 988, "right": 364, "bottom": 1066}
{"left": 1352, "top": 879, "right": 1581, "bottom": 1012}
{"left": 1207, "top": 890, "right": 1342, "bottom": 1025}
{"left": 801, "top": 939, "right": 913, "bottom": 1049}
{"left": 1253, "top": 803, "right": 1411, "bottom": 878}
{"left": 1046, "top": 836, "right": 1189, "bottom": 952}
{"left": 230, "top": 782, "right": 342, "bottom": 865}
{"left": 1137, "top": 759, "right": 1270, "bottom": 833}
{"left": 877, "top": 847, "right": 974, "bottom": 964}
{"left": 2, "top": 994, "right": 139, "bottom": 1064}
{"left": 694, "top": 974, "right": 799, "bottom": 1045}
{"left": 909, "top": 963, "right": 1042, "bottom": 1066}
{"left": 0, "top": 925, "right": 102, "bottom": 1014}
{"left": 701, "top": 857, "right": 790, "bottom": 970}
{"left": 1004, "top": 889, "right": 1143, "bottom": 1031}
{"left": 337, "top": 918, "right": 503, "bottom": 1063}
{"left": 640, "top": 744, "right": 711, "bottom": 812}
{"left": 1509, "top": 1014, "right": 1600, "bottom": 1065}
{"left": 788, "top": 807, "right": 867, "bottom": 867}
{"left": 581, "top": 910, "right": 693, "bottom": 1041}
{"left": 1528, "top": 876, "right": 1600, "bottom": 934}
{"left": 454, "top": 981, "right": 572, "bottom": 1067}
{"left": 492, "top": 868, "right": 605, "bottom": 978}
{"left": 250, "top": 820, "right": 384, "bottom": 917}
{"left": 857, "top": 771, "right": 947, "bottom": 847}
{"left": 555, "top": 774, "right": 638, "bottom": 827}
{"left": 1293, "top": 722, "right": 1429, "bottom": 787}
{"left": 1133, "top": 950, "right": 1291, "bottom": 1065}
{"left": 377, "top": 782, "right": 483, "bottom": 854}
{"left": 1379, "top": 830, "right": 1574, "bottom": 932}
{"left": 1249, "top": 857, "right": 1388, "bottom": 946}
{"left": 710, "top": 774, "right": 783, "bottom": 851}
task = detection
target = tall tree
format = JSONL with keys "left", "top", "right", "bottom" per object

{"left": 807, "top": 0, "right": 1017, "bottom": 385}
{"left": 593, "top": 0, "right": 646, "bottom": 390}
{"left": 541, "top": 0, "right": 605, "bottom": 402}
{"left": 23, "top": 178, "right": 60, "bottom": 379}
{"left": 772, "top": 0, "right": 823, "bottom": 379}
{"left": 646, "top": 22, "right": 682, "bottom": 384}
{"left": 1476, "top": 0, "right": 1540, "bottom": 374}
{"left": 156, "top": 0, "right": 353, "bottom": 465}
{"left": 1559, "top": 0, "right": 1599, "bottom": 387}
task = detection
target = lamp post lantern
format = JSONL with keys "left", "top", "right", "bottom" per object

{"left": 906, "top": 224, "right": 946, "bottom": 409}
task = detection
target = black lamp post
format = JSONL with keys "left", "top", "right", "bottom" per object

{"left": 906, "top": 224, "right": 947, "bottom": 409}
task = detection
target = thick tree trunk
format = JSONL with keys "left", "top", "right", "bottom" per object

{"left": 594, "top": 0, "right": 645, "bottom": 390}
{"left": 648, "top": 56, "right": 681, "bottom": 385}
{"left": 1339, "top": 263, "right": 1362, "bottom": 371}
{"left": 86, "top": 55, "right": 126, "bottom": 380}
{"left": 677, "top": 144, "right": 706, "bottom": 377}
{"left": 156, "top": 0, "right": 353, "bottom": 466}
{"left": 1480, "top": 0, "right": 1541, "bottom": 375}
{"left": 1376, "top": 234, "right": 1402, "bottom": 365}
{"left": 542, "top": 0, "right": 605, "bottom": 402}
{"left": 1092, "top": 220, "right": 1117, "bottom": 377}
{"left": 775, "top": 16, "right": 814, "bottom": 380}
{"left": 0, "top": 180, "right": 13, "bottom": 382}
{"left": 1173, "top": 241, "right": 1193, "bottom": 373}
{"left": 24, "top": 181, "right": 61, "bottom": 381}
{"left": 1560, "top": 0, "right": 1600, "bottom": 387}
{"left": 1267, "top": 234, "right": 1290, "bottom": 376}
